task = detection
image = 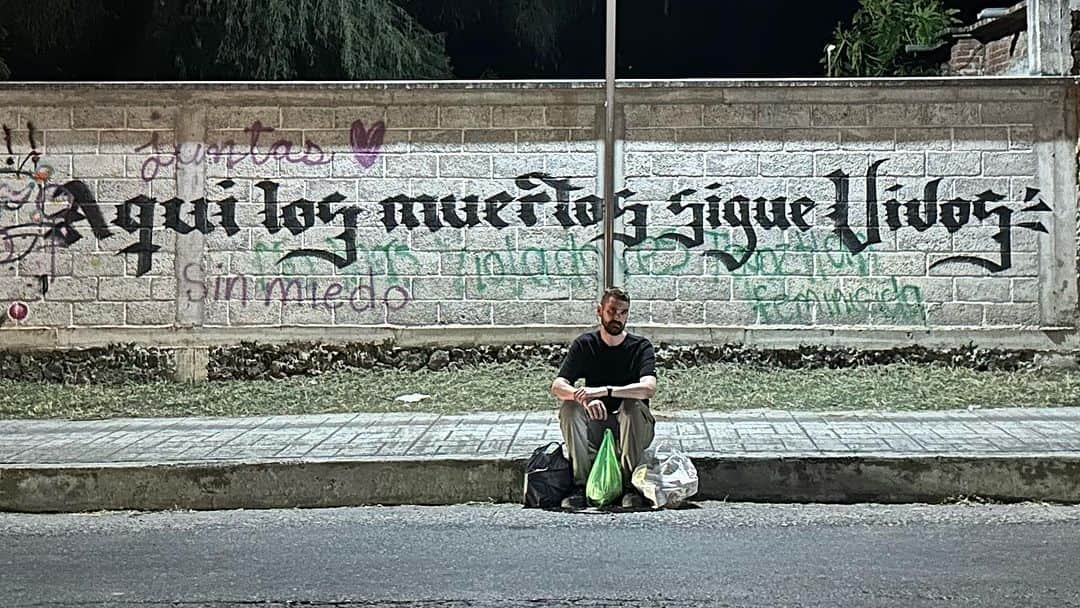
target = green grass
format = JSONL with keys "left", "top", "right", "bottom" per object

{"left": 2, "top": 361, "right": 1078, "bottom": 420}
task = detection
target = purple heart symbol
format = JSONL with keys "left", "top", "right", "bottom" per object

{"left": 350, "top": 120, "right": 385, "bottom": 169}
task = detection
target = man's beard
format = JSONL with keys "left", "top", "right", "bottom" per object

{"left": 602, "top": 319, "right": 624, "bottom": 335}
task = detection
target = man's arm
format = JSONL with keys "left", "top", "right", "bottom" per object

{"left": 550, "top": 376, "right": 580, "bottom": 402}
{"left": 610, "top": 375, "right": 657, "bottom": 400}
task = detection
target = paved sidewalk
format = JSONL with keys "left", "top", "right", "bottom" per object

{"left": 3, "top": 407, "right": 1080, "bottom": 465}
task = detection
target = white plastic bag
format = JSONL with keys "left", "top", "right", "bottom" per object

{"left": 631, "top": 440, "right": 699, "bottom": 508}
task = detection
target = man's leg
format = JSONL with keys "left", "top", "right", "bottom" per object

{"left": 558, "top": 399, "right": 592, "bottom": 486}
{"left": 617, "top": 399, "right": 656, "bottom": 479}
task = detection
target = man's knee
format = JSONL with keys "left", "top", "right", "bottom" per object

{"left": 618, "top": 399, "right": 652, "bottom": 422}
{"left": 559, "top": 399, "right": 584, "bottom": 422}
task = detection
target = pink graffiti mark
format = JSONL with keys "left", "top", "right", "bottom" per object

{"left": 7, "top": 301, "right": 28, "bottom": 322}
{"left": 350, "top": 120, "right": 385, "bottom": 169}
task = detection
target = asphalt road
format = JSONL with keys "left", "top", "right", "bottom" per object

{"left": 2, "top": 502, "right": 1080, "bottom": 607}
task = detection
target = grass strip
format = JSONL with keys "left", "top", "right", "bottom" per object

{"left": 1, "top": 361, "right": 1077, "bottom": 420}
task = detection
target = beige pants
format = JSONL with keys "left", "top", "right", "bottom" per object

{"left": 558, "top": 399, "right": 656, "bottom": 487}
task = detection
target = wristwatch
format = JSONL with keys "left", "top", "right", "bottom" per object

{"left": 606, "top": 386, "right": 613, "bottom": 397}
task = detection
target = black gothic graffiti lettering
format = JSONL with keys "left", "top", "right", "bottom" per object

{"left": 827, "top": 158, "right": 886, "bottom": 255}
{"left": 662, "top": 188, "right": 704, "bottom": 249}
{"left": 113, "top": 195, "right": 160, "bottom": 276}
{"left": 278, "top": 192, "right": 358, "bottom": 270}
{"left": 612, "top": 189, "right": 647, "bottom": 248}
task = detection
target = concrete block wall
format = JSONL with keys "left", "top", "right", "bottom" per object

{"left": 0, "top": 80, "right": 1076, "bottom": 351}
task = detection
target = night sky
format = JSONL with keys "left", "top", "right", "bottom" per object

{"left": 2, "top": 0, "right": 1023, "bottom": 80}
{"left": 444, "top": 0, "right": 1021, "bottom": 79}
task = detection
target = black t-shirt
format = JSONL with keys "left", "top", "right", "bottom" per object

{"left": 557, "top": 330, "right": 657, "bottom": 413}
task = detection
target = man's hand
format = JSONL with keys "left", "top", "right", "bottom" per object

{"left": 583, "top": 399, "right": 607, "bottom": 421}
{"left": 573, "top": 386, "right": 605, "bottom": 405}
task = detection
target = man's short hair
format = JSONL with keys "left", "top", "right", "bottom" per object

{"left": 600, "top": 286, "right": 630, "bottom": 306}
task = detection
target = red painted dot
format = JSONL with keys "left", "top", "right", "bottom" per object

{"left": 7, "top": 301, "right": 28, "bottom": 322}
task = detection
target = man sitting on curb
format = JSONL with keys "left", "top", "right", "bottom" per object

{"left": 550, "top": 286, "right": 657, "bottom": 510}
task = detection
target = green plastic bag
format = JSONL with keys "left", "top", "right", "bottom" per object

{"left": 586, "top": 428, "right": 623, "bottom": 507}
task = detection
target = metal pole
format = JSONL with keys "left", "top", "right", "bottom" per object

{"left": 602, "top": 0, "right": 617, "bottom": 289}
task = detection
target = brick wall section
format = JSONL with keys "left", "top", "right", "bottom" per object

{"left": 946, "top": 32, "right": 1029, "bottom": 76}
{"left": 0, "top": 81, "right": 1075, "bottom": 347}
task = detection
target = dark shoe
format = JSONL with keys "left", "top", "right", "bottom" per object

{"left": 621, "top": 490, "right": 648, "bottom": 509}
{"left": 561, "top": 486, "right": 587, "bottom": 511}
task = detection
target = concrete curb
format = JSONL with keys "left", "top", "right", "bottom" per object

{"left": 3, "top": 455, "right": 1079, "bottom": 513}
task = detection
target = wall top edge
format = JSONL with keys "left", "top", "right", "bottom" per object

{"left": 0, "top": 75, "right": 1074, "bottom": 93}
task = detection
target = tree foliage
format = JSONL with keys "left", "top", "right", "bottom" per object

{"left": 0, "top": 0, "right": 453, "bottom": 80}
{"left": 823, "top": 0, "right": 959, "bottom": 77}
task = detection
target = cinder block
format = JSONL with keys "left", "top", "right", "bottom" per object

{"left": 623, "top": 153, "right": 652, "bottom": 177}
{"left": 410, "top": 276, "right": 465, "bottom": 300}
{"left": 1008, "top": 126, "right": 1034, "bottom": 150}
{"left": 896, "top": 128, "right": 951, "bottom": 151}
{"left": 494, "top": 300, "right": 546, "bottom": 324}
{"left": 464, "top": 129, "right": 517, "bottom": 153}
{"left": 983, "top": 302, "right": 1040, "bottom": 326}
{"left": 703, "top": 104, "right": 757, "bottom": 127}
{"left": 19, "top": 302, "right": 72, "bottom": 327}
{"left": 953, "top": 127, "right": 1009, "bottom": 151}
{"left": 73, "top": 107, "right": 126, "bottom": 129}
{"left": 493, "top": 153, "right": 546, "bottom": 178}
{"left": 439, "top": 154, "right": 493, "bottom": 178}
{"left": 279, "top": 107, "right": 336, "bottom": 129}
{"left": 705, "top": 301, "right": 758, "bottom": 325}
{"left": 982, "top": 151, "right": 1036, "bottom": 176}
{"left": 45, "top": 131, "right": 98, "bottom": 154}
{"left": 228, "top": 300, "right": 281, "bottom": 325}
{"left": 760, "top": 153, "right": 812, "bottom": 177}
{"left": 811, "top": 105, "right": 868, "bottom": 127}
{"left": 542, "top": 300, "right": 595, "bottom": 324}
{"left": 126, "top": 301, "right": 174, "bottom": 325}
{"left": 869, "top": 252, "right": 926, "bottom": 276}
{"left": 72, "top": 155, "right": 126, "bottom": 178}
{"left": 546, "top": 153, "right": 598, "bottom": 177}
{"left": 876, "top": 152, "right": 925, "bottom": 176}
{"left": 652, "top": 152, "right": 704, "bottom": 176}
{"left": 282, "top": 302, "right": 334, "bottom": 325}
{"left": 706, "top": 152, "right": 758, "bottom": 176}
{"left": 758, "top": 104, "right": 811, "bottom": 128}
{"left": 927, "top": 152, "right": 981, "bottom": 176}
{"left": 22, "top": 107, "right": 72, "bottom": 130}
{"left": 677, "top": 276, "right": 732, "bottom": 300}
{"left": 729, "top": 130, "right": 783, "bottom": 152}
{"left": 126, "top": 107, "right": 177, "bottom": 129}
{"left": 206, "top": 107, "right": 280, "bottom": 129}
{"left": 813, "top": 152, "right": 870, "bottom": 177}
{"left": 385, "top": 154, "right": 437, "bottom": 178}
{"left": 462, "top": 276, "right": 516, "bottom": 301}
{"left": 73, "top": 302, "right": 126, "bottom": 326}
{"left": 840, "top": 128, "right": 896, "bottom": 151}
{"left": 785, "top": 128, "right": 840, "bottom": 151}
{"left": 626, "top": 128, "right": 678, "bottom": 152}
{"left": 385, "top": 105, "right": 438, "bottom": 129}
{"left": 954, "top": 277, "right": 1009, "bottom": 302}
{"left": 409, "top": 129, "right": 464, "bottom": 154}
{"left": 44, "top": 277, "right": 97, "bottom": 301}
{"left": 649, "top": 300, "right": 704, "bottom": 324}
{"left": 626, "top": 104, "right": 703, "bottom": 128}
{"left": 98, "top": 277, "right": 153, "bottom": 301}
{"left": 980, "top": 102, "right": 1041, "bottom": 126}
{"left": 546, "top": 105, "right": 598, "bottom": 128}
{"left": 439, "top": 106, "right": 492, "bottom": 129}
{"left": 493, "top": 106, "right": 546, "bottom": 129}
{"left": 0, "top": 278, "right": 37, "bottom": 300}
{"left": 438, "top": 301, "right": 491, "bottom": 325}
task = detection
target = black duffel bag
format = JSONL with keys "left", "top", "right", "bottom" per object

{"left": 523, "top": 442, "right": 574, "bottom": 508}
